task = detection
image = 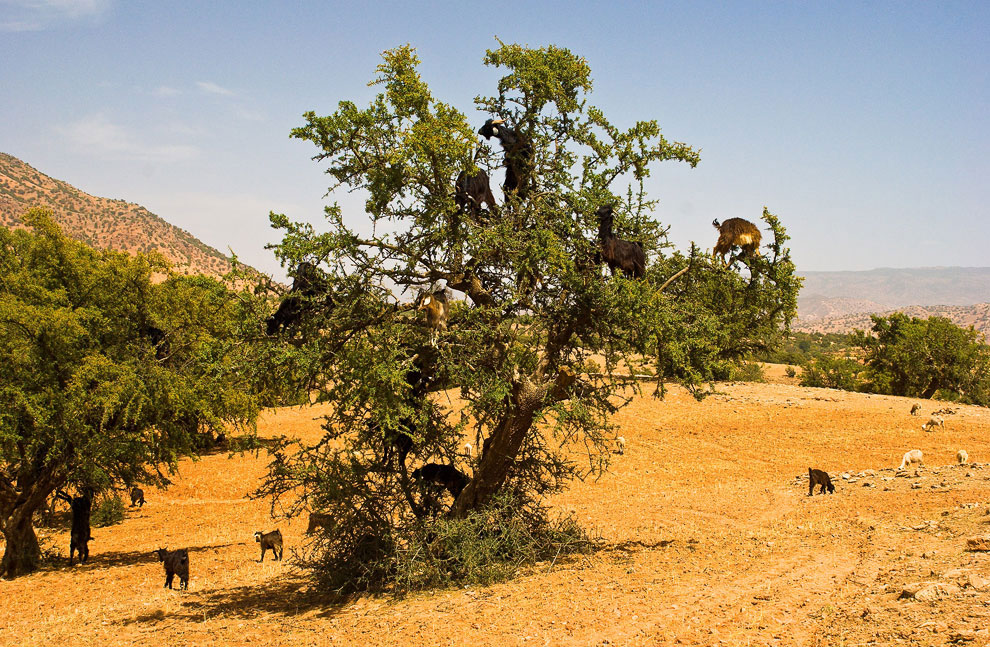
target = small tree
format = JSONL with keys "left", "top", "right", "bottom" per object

{"left": 259, "top": 43, "right": 800, "bottom": 591}
{"left": 0, "top": 209, "right": 260, "bottom": 577}
{"left": 854, "top": 313, "right": 990, "bottom": 404}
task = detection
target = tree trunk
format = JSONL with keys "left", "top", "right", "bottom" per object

{"left": 921, "top": 381, "right": 939, "bottom": 399}
{"left": 1, "top": 509, "right": 41, "bottom": 578}
{"left": 450, "top": 380, "right": 544, "bottom": 518}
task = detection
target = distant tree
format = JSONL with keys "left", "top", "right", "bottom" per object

{"left": 853, "top": 313, "right": 990, "bottom": 405}
{"left": 258, "top": 43, "right": 800, "bottom": 591}
{"left": 0, "top": 209, "right": 261, "bottom": 577}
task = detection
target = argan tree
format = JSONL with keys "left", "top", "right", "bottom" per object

{"left": 260, "top": 43, "right": 800, "bottom": 591}
{"left": 0, "top": 210, "right": 261, "bottom": 577}
{"left": 854, "top": 313, "right": 990, "bottom": 404}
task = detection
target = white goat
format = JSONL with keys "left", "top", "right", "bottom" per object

{"left": 899, "top": 449, "right": 924, "bottom": 471}
{"left": 614, "top": 436, "right": 626, "bottom": 455}
{"left": 957, "top": 449, "right": 969, "bottom": 465}
{"left": 922, "top": 416, "right": 944, "bottom": 432}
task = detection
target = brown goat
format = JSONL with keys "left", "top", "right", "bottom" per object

{"left": 417, "top": 288, "right": 449, "bottom": 345}
{"left": 454, "top": 168, "right": 497, "bottom": 219}
{"left": 596, "top": 205, "right": 646, "bottom": 279}
{"left": 712, "top": 218, "right": 762, "bottom": 266}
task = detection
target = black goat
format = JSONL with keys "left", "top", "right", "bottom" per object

{"left": 478, "top": 118, "right": 533, "bottom": 200}
{"left": 129, "top": 487, "right": 145, "bottom": 507}
{"left": 56, "top": 489, "right": 93, "bottom": 566}
{"left": 266, "top": 262, "right": 333, "bottom": 336}
{"left": 412, "top": 463, "right": 469, "bottom": 499}
{"left": 154, "top": 548, "right": 189, "bottom": 589}
{"left": 254, "top": 529, "right": 283, "bottom": 562}
{"left": 808, "top": 468, "right": 835, "bottom": 496}
{"left": 454, "top": 168, "right": 497, "bottom": 219}
{"left": 140, "top": 324, "right": 169, "bottom": 360}
{"left": 596, "top": 205, "right": 646, "bottom": 278}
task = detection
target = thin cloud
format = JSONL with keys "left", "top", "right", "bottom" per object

{"left": 0, "top": 0, "right": 112, "bottom": 31}
{"left": 196, "top": 81, "right": 234, "bottom": 96}
{"left": 57, "top": 113, "right": 199, "bottom": 163}
{"left": 152, "top": 85, "right": 181, "bottom": 97}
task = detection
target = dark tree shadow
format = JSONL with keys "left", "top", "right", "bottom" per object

{"left": 48, "top": 541, "right": 239, "bottom": 572}
{"left": 121, "top": 576, "right": 357, "bottom": 625}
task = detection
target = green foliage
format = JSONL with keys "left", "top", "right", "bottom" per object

{"left": 91, "top": 495, "right": 125, "bottom": 527}
{"left": 755, "top": 331, "right": 856, "bottom": 365}
{"left": 307, "top": 490, "right": 593, "bottom": 594}
{"left": 728, "top": 361, "right": 766, "bottom": 383}
{"left": 799, "top": 355, "right": 864, "bottom": 391}
{"left": 259, "top": 44, "right": 800, "bottom": 592}
{"left": 853, "top": 313, "right": 989, "bottom": 405}
{"left": 0, "top": 209, "right": 261, "bottom": 577}
{"left": 784, "top": 365, "right": 797, "bottom": 378}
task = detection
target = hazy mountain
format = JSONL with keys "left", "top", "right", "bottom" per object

{"left": 799, "top": 267, "right": 990, "bottom": 319}
{"left": 0, "top": 152, "right": 244, "bottom": 277}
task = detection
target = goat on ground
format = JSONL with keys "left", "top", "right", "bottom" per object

{"left": 412, "top": 463, "right": 469, "bottom": 499}
{"left": 154, "top": 548, "right": 189, "bottom": 590}
{"left": 909, "top": 403, "right": 921, "bottom": 416}
{"left": 614, "top": 436, "right": 626, "bottom": 455}
{"left": 255, "top": 529, "right": 283, "bottom": 561}
{"left": 596, "top": 205, "right": 646, "bottom": 279}
{"left": 454, "top": 168, "right": 497, "bottom": 219}
{"left": 55, "top": 489, "right": 93, "bottom": 566}
{"left": 808, "top": 468, "right": 835, "bottom": 495}
{"left": 129, "top": 487, "right": 145, "bottom": 507}
{"left": 266, "top": 262, "right": 334, "bottom": 336}
{"left": 478, "top": 118, "right": 533, "bottom": 200}
{"left": 306, "top": 512, "right": 333, "bottom": 535}
{"left": 922, "top": 416, "right": 944, "bottom": 432}
{"left": 957, "top": 449, "right": 969, "bottom": 465}
{"left": 712, "top": 218, "right": 762, "bottom": 266}
{"left": 899, "top": 449, "right": 924, "bottom": 471}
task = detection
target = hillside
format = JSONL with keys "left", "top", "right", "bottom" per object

{"left": 800, "top": 267, "right": 990, "bottom": 314}
{"left": 4, "top": 380, "right": 990, "bottom": 645}
{"left": 0, "top": 152, "right": 240, "bottom": 277}
{"left": 794, "top": 302, "right": 990, "bottom": 338}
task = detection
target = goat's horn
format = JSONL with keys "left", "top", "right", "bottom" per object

{"left": 491, "top": 118, "right": 505, "bottom": 125}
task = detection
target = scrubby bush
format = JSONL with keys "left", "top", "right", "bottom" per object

{"left": 91, "top": 496, "right": 125, "bottom": 528}
{"left": 799, "top": 355, "right": 864, "bottom": 391}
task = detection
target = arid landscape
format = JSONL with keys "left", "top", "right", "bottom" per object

{"left": 4, "top": 366, "right": 989, "bottom": 646}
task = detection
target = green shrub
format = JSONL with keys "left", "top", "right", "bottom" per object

{"left": 309, "top": 491, "right": 595, "bottom": 595}
{"left": 91, "top": 495, "right": 126, "bottom": 527}
{"left": 799, "top": 355, "right": 863, "bottom": 391}
{"left": 729, "top": 361, "right": 765, "bottom": 383}
{"left": 784, "top": 366, "right": 797, "bottom": 378}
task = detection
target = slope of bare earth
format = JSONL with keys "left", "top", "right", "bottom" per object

{"left": 795, "top": 302, "right": 990, "bottom": 338}
{"left": 0, "top": 152, "right": 240, "bottom": 277}
{"left": 3, "top": 376, "right": 990, "bottom": 646}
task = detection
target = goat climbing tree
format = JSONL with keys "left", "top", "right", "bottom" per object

{"left": 260, "top": 43, "right": 800, "bottom": 591}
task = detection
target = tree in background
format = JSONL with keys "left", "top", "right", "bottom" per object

{"left": 0, "top": 209, "right": 261, "bottom": 577}
{"left": 854, "top": 313, "right": 989, "bottom": 405}
{"left": 258, "top": 43, "right": 799, "bottom": 592}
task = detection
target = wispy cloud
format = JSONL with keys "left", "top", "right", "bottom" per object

{"left": 152, "top": 85, "right": 181, "bottom": 98}
{"left": 0, "top": 0, "right": 113, "bottom": 31}
{"left": 196, "top": 81, "right": 234, "bottom": 96}
{"left": 57, "top": 113, "right": 199, "bottom": 163}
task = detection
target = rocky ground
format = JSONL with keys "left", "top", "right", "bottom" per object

{"left": 2, "top": 373, "right": 989, "bottom": 646}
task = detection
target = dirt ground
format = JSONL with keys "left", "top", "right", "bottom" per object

{"left": 3, "top": 369, "right": 990, "bottom": 646}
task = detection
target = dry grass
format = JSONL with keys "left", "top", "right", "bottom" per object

{"left": 3, "top": 371, "right": 990, "bottom": 646}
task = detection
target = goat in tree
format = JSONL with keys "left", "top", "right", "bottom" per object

{"left": 712, "top": 218, "right": 762, "bottom": 266}
{"left": 478, "top": 118, "right": 533, "bottom": 200}
{"left": 596, "top": 205, "right": 646, "bottom": 279}
{"left": 454, "top": 168, "right": 497, "bottom": 220}
{"left": 266, "top": 261, "right": 334, "bottom": 336}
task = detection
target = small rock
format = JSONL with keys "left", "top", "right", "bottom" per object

{"left": 912, "top": 482, "right": 923, "bottom": 489}
{"left": 898, "top": 582, "right": 960, "bottom": 601}
{"left": 966, "top": 472, "right": 974, "bottom": 477}
{"left": 966, "top": 573, "right": 990, "bottom": 591}
{"left": 841, "top": 472, "right": 851, "bottom": 480}
{"left": 862, "top": 481, "right": 874, "bottom": 487}
{"left": 966, "top": 535, "right": 990, "bottom": 551}
{"left": 961, "top": 503, "right": 979, "bottom": 509}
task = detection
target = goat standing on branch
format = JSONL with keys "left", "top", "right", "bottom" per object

{"left": 266, "top": 261, "right": 334, "bottom": 336}
{"left": 596, "top": 205, "right": 646, "bottom": 279}
{"left": 478, "top": 118, "right": 533, "bottom": 200}
{"left": 454, "top": 168, "right": 497, "bottom": 220}
{"left": 417, "top": 288, "right": 449, "bottom": 346}
{"left": 712, "top": 218, "right": 762, "bottom": 266}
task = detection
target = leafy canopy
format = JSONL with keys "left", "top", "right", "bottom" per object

{"left": 0, "top": 209, "right": 261, "bottom": 577}
{"left": 260, "top": 43, "right": 799, "bottom": 592}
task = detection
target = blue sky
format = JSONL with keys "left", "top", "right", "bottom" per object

{"left": 1, "top": 1, "right": 987, "bottom": 279}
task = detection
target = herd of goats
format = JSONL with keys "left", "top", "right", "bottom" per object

{"left": 47, "top": 117, "right": 772, "bottom": 590}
